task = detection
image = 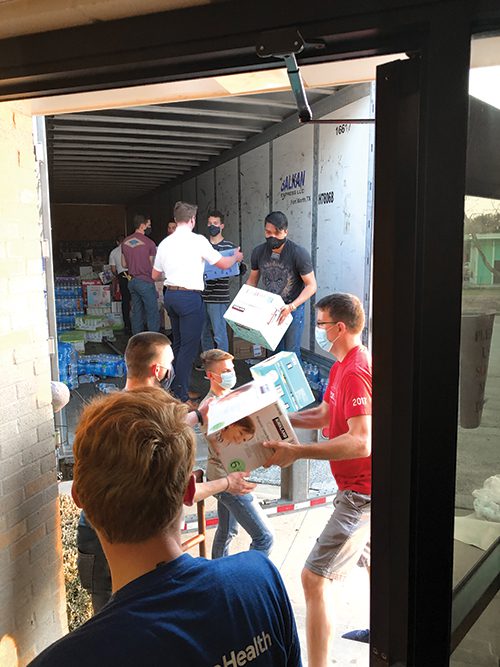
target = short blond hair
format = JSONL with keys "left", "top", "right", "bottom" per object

{"left": 200, "top": 349, "right": 234, "bottom": 371}
{"left": 173, "top": 201, "right": 198, "bottom": 223}
{"left": 73, "top": 388, "right": 194, "bottom": 543}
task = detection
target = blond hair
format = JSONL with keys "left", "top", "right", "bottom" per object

{"left": 73, "top": 388, "right": 194, "bottom": 543}
{"left": 200, "top": 348, "right": 234, "bottom": 371}
{"left": 125, "top": 332, "right": 171, "bottom": 381}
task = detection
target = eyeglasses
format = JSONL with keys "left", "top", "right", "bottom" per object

{"left": 316, "top": 320, "right": 340, "bottom": 328}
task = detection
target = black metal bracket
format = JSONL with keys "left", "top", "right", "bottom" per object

{"left": 256, "top": 28, "right": 323, "bottom": 123}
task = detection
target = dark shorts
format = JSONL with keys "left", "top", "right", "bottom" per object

{"left": 305, "top": 489, "right": 371, "bottom": 581}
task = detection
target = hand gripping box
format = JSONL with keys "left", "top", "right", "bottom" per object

{"left": 206, "top": 380, "right": 298, "bottom": 473}
{"left": 204, "top": 248, "right": 240, "bottom": 281}
{"left": 223, "top": 285, "right": 292, "bottom": 351}
{"left": 250, "top": 351, "right": 315, "bottom": 413}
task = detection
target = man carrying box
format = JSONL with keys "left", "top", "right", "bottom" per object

{"left": 263, "top": 293, "right": 372, "bottom": 667}
{"left": 247, "top": 211, "right": 317, "bottom": 362}
{"left": 30, "top": 387, "right": 301, "bottom": 666}
{"left": 200, "top": 349, "right": 274, "bottom": 559}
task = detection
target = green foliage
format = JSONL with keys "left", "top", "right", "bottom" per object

{"left": 59, "top": 494, "right": 93, "bottom": 632}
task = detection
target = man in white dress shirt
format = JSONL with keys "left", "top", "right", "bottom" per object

{"left": 152, "top": 201, "right": 243, "bottom": 403}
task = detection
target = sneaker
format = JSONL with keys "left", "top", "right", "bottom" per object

{"left": 341, "top": 629, "right": 370, "bottom": 644}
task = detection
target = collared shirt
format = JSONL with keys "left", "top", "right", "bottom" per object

{"left": 154, "top": 226, "right": 222, "bottom": 291}
{"left": 108, "top": 245, "right": 125, "bottom": 274}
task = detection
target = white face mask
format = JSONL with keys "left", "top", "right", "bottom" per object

{"left": 315, "top": 326, "right": 340, "bottom": 353}
{"left": 215, "top": 369, "right": 237, "bottom": 389}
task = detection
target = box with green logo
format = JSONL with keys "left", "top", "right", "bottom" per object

{"left": 206, "top": 380, "right": 298, "bottom": 473}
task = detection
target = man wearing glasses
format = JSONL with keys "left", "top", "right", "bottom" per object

{"left": 263, "top": 293, "right": 372, "bottom": 667}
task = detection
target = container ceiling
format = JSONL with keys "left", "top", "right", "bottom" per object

{"left": 45, "top": 88, "right": 336, "bottom": 205}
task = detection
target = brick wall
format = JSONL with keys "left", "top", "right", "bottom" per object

{"left": 0, "top": 103, "right": 67, "bottom": 666}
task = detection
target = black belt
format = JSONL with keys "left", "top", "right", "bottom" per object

{"left": 165, "top": 285, "right": 201, "bottom": 293}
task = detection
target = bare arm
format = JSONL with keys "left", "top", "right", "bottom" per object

{"left": 278, "top": 271, "right": 317, "bottom": 324}
{"left": 246, "top": 268, "right": 260, "bottom": 287}
{"left": 193, "top": 473, "right": 256, "bottom": 502}
{"left": 215, "top": 247, "right": 244, "bottom": 269}
{"left": 151, "top": 268, "right": 163, "bottom": 281}
{"left": 289, "top": 400, "right": 330, "bottom": 430}
{"left": 263, "top": 414, "right": 371, "bottom": 468}
{"left": 121, "top": 253, "right": 127, "bottom": 269}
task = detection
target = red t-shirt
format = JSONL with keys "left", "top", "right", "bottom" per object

{"left": 121, "top": 233, "right": 157, "bottom": 283}
{"left": 324, "top": 345, "right": 372, "bottom": 494}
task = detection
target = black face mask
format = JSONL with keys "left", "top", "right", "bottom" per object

{"left": 266, "top": 236, "right": 286, "bottom": 250}
{"left": 160, "top": 367, "right": 175, "bottom": 391}
{"left": 144, "top": 227, "right": 152, "bottom": 237}
{"left": 208, "top": 225, "right": 221, "bottom": 237}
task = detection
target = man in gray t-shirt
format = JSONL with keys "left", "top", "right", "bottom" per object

{"left": 247, "top": 211, "right": 317, "bottom": 362}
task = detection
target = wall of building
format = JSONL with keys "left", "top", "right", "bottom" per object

{"left": 0, "top": 103, "right": 67, "bottom": 666}
{"left": 133, "top": 84, "right": 375, "bottom": 357}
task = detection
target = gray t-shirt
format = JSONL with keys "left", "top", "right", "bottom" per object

{"left": 250, "top": 238, "right": 313, "bottom": 304}
{"left": 200, "top": 389, "right": 227, "bottom": 481}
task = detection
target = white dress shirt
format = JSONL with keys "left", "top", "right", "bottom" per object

{"left": 153, "top": 226, "right": 221, "bottom": 291}
{"left": 109, "top": 245, "right": 125, "bottom": 274}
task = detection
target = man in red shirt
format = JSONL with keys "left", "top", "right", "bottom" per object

{"left": 264, "top": 293, "right": 371, "bottom": 667}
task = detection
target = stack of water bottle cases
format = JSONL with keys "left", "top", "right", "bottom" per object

{"left": 303, "top": 362, "right": 329, "bottom": 402}
{"left": 55, "top": 276, "right": 125, "bottom": 392}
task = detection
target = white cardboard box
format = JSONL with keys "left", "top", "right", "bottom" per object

{"left": 223, "top": 284, "right": 292, "bottom": 351}
{"left": 87, "top": 285, "right": 111, "bottom": 307}
{"left": 251, "top": 351, "right": 315, "bottom": 412}
{"left": 206, "top": 380, "right": 298, "bottom": 472}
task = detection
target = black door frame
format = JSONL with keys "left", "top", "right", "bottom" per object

{"left": 2, "top": 2, "right": 500, "bottom": 665}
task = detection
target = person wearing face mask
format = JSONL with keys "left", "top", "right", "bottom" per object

{"left": 76, "top": 333, "right": 255, "bottom": 615}
{"left": 121, "top": 213, "right": 160, "bottom": 335}
{"left": 200, "top": 210, "right": 246, "bottom": 354}
{"left": 199, "top": 349, "right": 274, "bottom": 559}
{"left": 246, "top": 211, "right": 317, "bottom": 363}
{"left": 262, "top": 293, "right": 372, "bottom": 667}
{"left": 152, "top": 202, "right": 243, "bottom": 405}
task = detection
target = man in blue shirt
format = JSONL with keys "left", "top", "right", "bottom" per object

{"left": 30, "top": 388, "right": 301, "bottom": 667}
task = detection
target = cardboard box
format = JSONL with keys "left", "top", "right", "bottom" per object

{"left": 87, "top": 284, "right": 111, "bottom": 307}
{"left": 79, "top": 266, "right": 94, "bottom": 278}
{"left": 204, "top": 248, "right": 240, "bottom": 281}
{"left": 223, "top": 285, "right": 292, "bottom": 351}
{"left": 206, "top": 380, "right": 298, "bottom": 472}
{"left": 250, "top": 351, "right": 315, "bottom": 413}
{"left": 81, "top": 278, "right": 102, "bottom": 304}
{"left": 232, "top": 337, "right": 266, "bottom": 361}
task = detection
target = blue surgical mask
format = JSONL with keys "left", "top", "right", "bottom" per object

{"left": 218, "top": 370, "right": 237, "bottom": 389}
{"left": 315, "top": 326, "right": 339, "bottom": 353}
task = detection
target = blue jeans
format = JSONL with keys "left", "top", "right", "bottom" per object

{"left": 128, "top": 278, "right": 160, "bottom": 335}
{"left": 212, "top": 491, "right": 274, "bottom": 559}
{"left": 77, "top": 512, "right": 111, "bottom": 614}
{"left": 275, "top": 302, "right": 305, "bottom": 363}
{"left": 164, "top": 289, "right": 205, "bottom": 402}
{"left": 201, "top": 302, "right": 229, "bottom": 352}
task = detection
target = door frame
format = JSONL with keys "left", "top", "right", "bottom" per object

{"left": 2, "top": 1, "right": 500, "bottom": 664}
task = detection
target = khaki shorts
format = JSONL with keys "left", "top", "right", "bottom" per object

{"left": 305, "top": 489, "right": 371, "bottom": 581}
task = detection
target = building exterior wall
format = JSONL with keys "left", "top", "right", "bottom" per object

{"left": 0, "top": 103, "right": 67, "bottom": 666}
